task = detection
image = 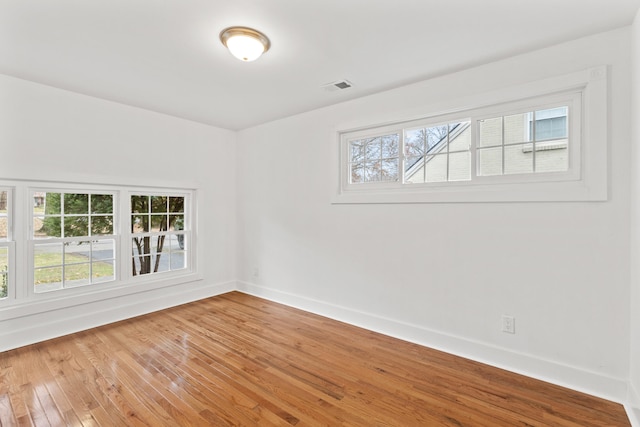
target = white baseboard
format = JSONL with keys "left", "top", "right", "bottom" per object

{"left": 628, "top": 383, "right": 640, "bottom": 427}
{"left": 0, "top": 280, "right": 235, "bottom": 352}
{"left": 237, "top": 281, "right": 629, "bottom": 405}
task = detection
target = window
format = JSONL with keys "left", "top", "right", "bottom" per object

{"left": 349, "top": 133, "right": 400, "bottom": 183}
{"left": 333, "top": 66, "right": 607, "bottom": 203}
{"left": 32, "top": 191, "right": 116, "bottom": 293}
{"left": 0, "top": 189, "right": 10, "bottom": 300}
{"left": 478, "top": 107, "right": 568, "bottom": 177}
{"left": 404, "top": 121, "right": 471, "bottom": 183}
{"left": 344, "top": 102, "right": 570, "bottom": 187}
{"left": 131, "top": 194, "right": 187, "bottom": 277}
{"left": 0, "top": 181, "right": 196, "bottom": 306}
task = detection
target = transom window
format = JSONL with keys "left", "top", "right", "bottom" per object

{"left": 345, "top": 104, "right": 569, "bottom": 188}
{"left": 334, "top": 67, "right": 611, "bottom": 204}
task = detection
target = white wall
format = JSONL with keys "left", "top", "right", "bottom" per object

{"left": 237, "top": 28, "right": 632, "bottom": 402}
{"left": 0, "top": 74, "right": 237, "bottom": 350}
{"left": 629, "top": 8, "right": 640, "bottom": 425}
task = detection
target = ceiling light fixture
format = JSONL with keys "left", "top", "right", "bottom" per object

{"left": 220, "top": 26, "right": 270, "bottom": 62}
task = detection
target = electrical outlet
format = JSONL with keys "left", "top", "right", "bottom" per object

{"left": 502, "top": 315, "right": 515, "bottom": 334}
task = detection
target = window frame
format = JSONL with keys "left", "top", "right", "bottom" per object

{"left": 127, "top": 191, "right": 191, "bottom": 280}
{"left": 0, "top": 187, "right": 14, "bottom": 302}
{"left": 332, "top": 66, "right": 608, "bottom": 203}
{"left": 28, "top": 187, "right": 119, "bottom": 297}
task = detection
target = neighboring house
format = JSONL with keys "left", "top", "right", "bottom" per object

{"left": 33, "top": 192, "right": 45, "bottom": 208}
{"left": 405, "top": 107, "right": 568, "bottom": 183}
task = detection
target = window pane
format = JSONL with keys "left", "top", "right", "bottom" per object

{"left": 64, "top": 216, "right": 89, "bottom": 237}
{"left": 168, "top": 234, "right": 184, "bottom": 251}
{"left": 43, "top": 193, "right": 61, "bottom": 215}
{"left": 36, "top": 216, "right": 61, "bottom": 238}
{"left": 169, "top": 215, "right": 184, "bottom": 231}
{"left": 536, "top": 145, "right": 568, "bottom": 173}
{"left": 170, "top": 251, "right": 186, "bottom": 271}
{"left": 65, "top": 240, "right": 91, "bottom": 263}
{"left": 364, "top": 137, "right": 382, "bottom": 160}
{"left": 0, "top": 274, "right": 6, "bottom": 299}
{"left": 505, "top": 144, "right": 533, "bottom": 175}
{"left": 131, "top": 195, "right": 149, "bottom": 214}
{"left": 449, "top": 152, "right": 471, "bottom": 181}
{"left": 91, "top": 216, "right": 113, "bottom": 236}
{"left": 0, "top": 247, "right": 7, "bottom": 267}
{"left": 93, "top": 260, "right": 115, "bottom": 283}
{"left": 132, "top": 215, "right": 149, "bottom": 233}
{"left": 380, "top": 160, "right": 399, "bottom": 182}
{"left": 449, "top": 122, "right": 471, "bottom": 152}
{"left": 0, "top": 216, "right": 7, "bottom": 240}
{"left": 133, "top": 255, "right": 152, "bottom": 275}
{"left": 0, "top": 190, "right": 7, "bottom": 240}
{"left": 350, "top": 140, "right": 365, "bottom": 162}
{"left": 405, "top": 129, "right": 427, "bottom": 157}
{"left": 35, "top": 243, "right": 63, "bottom": 267}
{"left": 0, "top": 246, "right": 7, "bottom": 299}
{"left": 132, "top": 236, "right": 152, "bottom": 257}
{"left": 151, "top": 214, "right": 167, "bottom": 232}
{"left": 92, "top": 239, "right": 115, "bottom": 262}
{"left": 169, "top": 197, "right": 184, "bottom": 213}
{"left": 151, "top": 196, "right": 168, "bottom": 213}
{"left": 64, "top": 193, "right": 89, "bottom": 215}
{"left": 425, "top": 154, "right": 447, "bottom": 183}
{"left": 478, "top": 147, "right": 502, "bottom": 176}
{"left": 479, "top": 117, "right": 503, "bottom": 148}
{"left": 64, "top": 263, "right": 91, "bottom": 287}
{"left": 534, "top": 107, "right": 568, "bottom": 141}
{"left": 426, "top": 125, "right": 448, "bottom": 150}
{"left": 350, "top": 164, "right": 364, "bottom": 183}
{"left": 404, "top": 156, "right": 425, "bottom": 183}
{"left": 364, "top": 162, "right": 381, "bottom": 182}
{"left": 153, "top": 253, "right": 170, "bottom": 273}
{"left": 91, "top": 194, "right": 113, "bottom": 214}
{"left": 504, "top": 113, "right": 530, "bottom": 144}
{"left": 380, "top": 135, "right": 399, "bottom": 158}
{"left": 34, "top": 267, "right": 63, "bottom": 293}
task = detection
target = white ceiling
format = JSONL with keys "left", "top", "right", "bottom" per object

{"left": 1, "top": 0, "right": 639, "bottom": 130}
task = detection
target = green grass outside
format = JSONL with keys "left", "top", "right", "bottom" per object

{"left": 35, "top": 253, "right": 114, "bottom": 284}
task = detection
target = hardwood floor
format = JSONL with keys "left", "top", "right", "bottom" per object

{"left": 0, "top": 292, "right": 630, "bottom": 426}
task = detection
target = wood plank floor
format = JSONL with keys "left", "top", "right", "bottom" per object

{"left": 0, "top": 292, "right": 630, "bottom": 426}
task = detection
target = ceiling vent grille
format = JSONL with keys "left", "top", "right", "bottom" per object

{"left": 321, "top": 80, "right": 353, "bottom": 92}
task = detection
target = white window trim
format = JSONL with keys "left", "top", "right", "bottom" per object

{"left": 332, "top": 66, "right": 607, "bottom": 203}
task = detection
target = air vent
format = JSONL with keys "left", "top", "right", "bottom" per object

{"left": 321, "top": 80, "right": 353, "bottom": 92}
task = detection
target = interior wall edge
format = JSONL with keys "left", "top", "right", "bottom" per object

{"left": 0, "top": 280, "right": 236, "bottom": 353}
{"left": 236, "top": 280, "right": 629, "bottom": 405}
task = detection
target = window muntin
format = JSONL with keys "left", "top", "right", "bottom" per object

{"left": 131, "top": 194, "right": 187, "bottom": 277}
{"left": 32, "top": 191, "right": 116, "bottom": 294}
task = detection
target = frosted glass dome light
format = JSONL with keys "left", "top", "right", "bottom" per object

{"left": 220, "top": 27, "right": 270, "bottom": 62}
